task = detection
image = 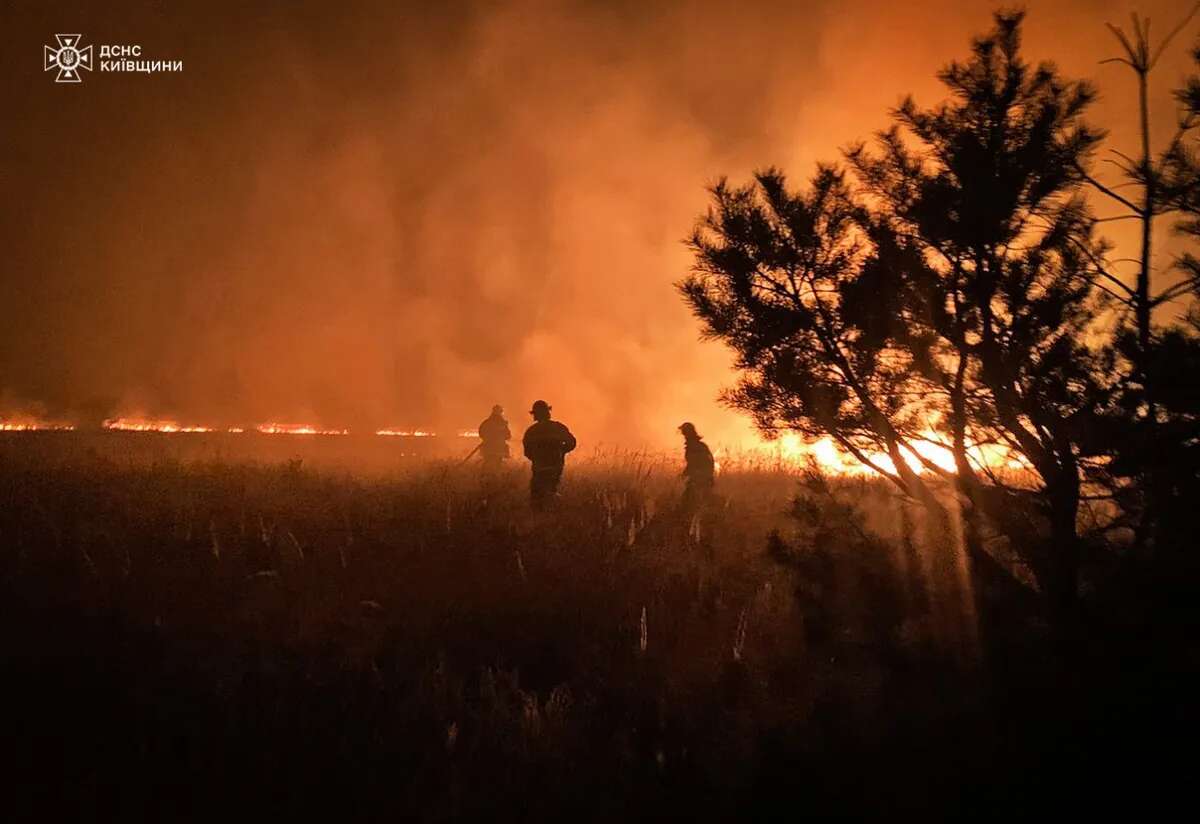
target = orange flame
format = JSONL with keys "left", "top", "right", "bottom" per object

{"left": 766, "top": 431, "right": 1030, "bottom": 477}
{"left": 375, "top": 428, "right": 477, "bottom": 437}
{"left": 7, "top": 417, "right": 483, "bottom": 437}
{"left": 0, "top": 420, "right": 76, "bottom": 431}
{"left": 6, "top": 416, "right": 1029, "bottom": 477}
{"left": 256, "top": 423, "right": 349, "bottom": 436}
{"left": 104, "top": 418, "right": 217, "bottom": 433}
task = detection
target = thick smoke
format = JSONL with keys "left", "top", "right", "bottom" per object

{"left": 1, "top": 0, "right": 1195, "bottom": 447}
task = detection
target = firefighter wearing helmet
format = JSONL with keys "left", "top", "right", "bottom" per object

{"left": 522, "top": 399, "right": 577, "bottom": 509}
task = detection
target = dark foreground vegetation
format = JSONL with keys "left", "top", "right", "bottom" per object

{"left": 2, "top": 449, "right": 1196, "bottom": 821}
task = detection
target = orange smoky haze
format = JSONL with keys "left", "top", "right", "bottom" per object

{"left": 1, "top": 0, "right": 1196, "bottom": 449}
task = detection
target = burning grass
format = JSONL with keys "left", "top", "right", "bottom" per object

{"left": 0, "top": 449, "right": 1193, "bottom": 819}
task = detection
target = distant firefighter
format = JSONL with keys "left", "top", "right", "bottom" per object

{"left": 477, "top": 404, "right": 511, "bottom": 470}
{"left": 522, "top": 399, "right": 577, "bottom": 509}
{"left": 679, "top": 422, "right": 715, "bottom": 508}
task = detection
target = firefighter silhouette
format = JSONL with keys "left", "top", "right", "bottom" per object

{"left": 679, "top": 422, "right": 715, "bottom": 510}
{"left": 477, "top": 404, "right": 511, "bottom": 470}
{"left": 522, "top": 400, "right": 577, "bottom": 509}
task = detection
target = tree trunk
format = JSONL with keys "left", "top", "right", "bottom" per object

{"left": 1137, "top": 66, "right": 1156, "bottom": 419}
{"left": 1045, "top": 476, "right": 1081, "bottom": 615}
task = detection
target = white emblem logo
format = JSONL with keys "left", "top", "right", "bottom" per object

{"left": 44, "top": 34, "right": 93, "bottom": 83}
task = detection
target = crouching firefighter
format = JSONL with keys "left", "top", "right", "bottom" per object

{"left": 522, "top": 399, "right": 577, "bottom": 509}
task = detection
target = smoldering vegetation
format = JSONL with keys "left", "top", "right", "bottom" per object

{"left": 2, "top": 444, "right": 1194, "bottom": 820}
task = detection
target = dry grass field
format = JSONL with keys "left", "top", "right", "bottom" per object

{"left": 1, "top": 433, "right": 1194, "bottom": 820}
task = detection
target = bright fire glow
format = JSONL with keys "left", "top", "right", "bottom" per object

{"left": 105, "top": 418, "right": 217, "bottom": 433}
{"left": 0, "top": 421, "right": 76, "bottom": 431}
{"left": 769, "top": 432, "right": 1030, "bottom": 477}
{"left": 256, "top": 423, "right": 349, "bottom": 436}
{"left": 7, "top": 416, "right": 1031, "bottom": 477}
{"left": 375, "top": 429, "right": 476, "bottom": 437}
{"left": 7, "top": 418, "right": 483, "bottom": 438}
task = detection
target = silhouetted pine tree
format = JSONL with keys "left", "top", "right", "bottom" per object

{"left": 682, "top": 12, "right": 1111, "bottom": 609}
{"left": 1068, "top": 6, "right": 1200, "bottom": 558}
{"left": 1132, "top": 29, "right": 1200, "bottom": 556}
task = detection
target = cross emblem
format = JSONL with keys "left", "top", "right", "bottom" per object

{"left": 44, "top": 34, "right": 93, "bottom": 83}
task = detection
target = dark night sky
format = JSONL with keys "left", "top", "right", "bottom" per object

{"left": 1, "top": 0, "right": 1196, "bottom": 445}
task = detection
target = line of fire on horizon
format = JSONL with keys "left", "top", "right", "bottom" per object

{"left": 0, "top": 418, "right": 1031, "bottom": 478}
{"left": 0, "top": 418, "right": 478, "bottom": 439}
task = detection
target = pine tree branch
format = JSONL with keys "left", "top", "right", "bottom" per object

{"left": 1149, "top": 1, "right": 1200, "bottom": 68}
{"left": 1075, "top": 163, "right": 1144, "bottom": 213}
